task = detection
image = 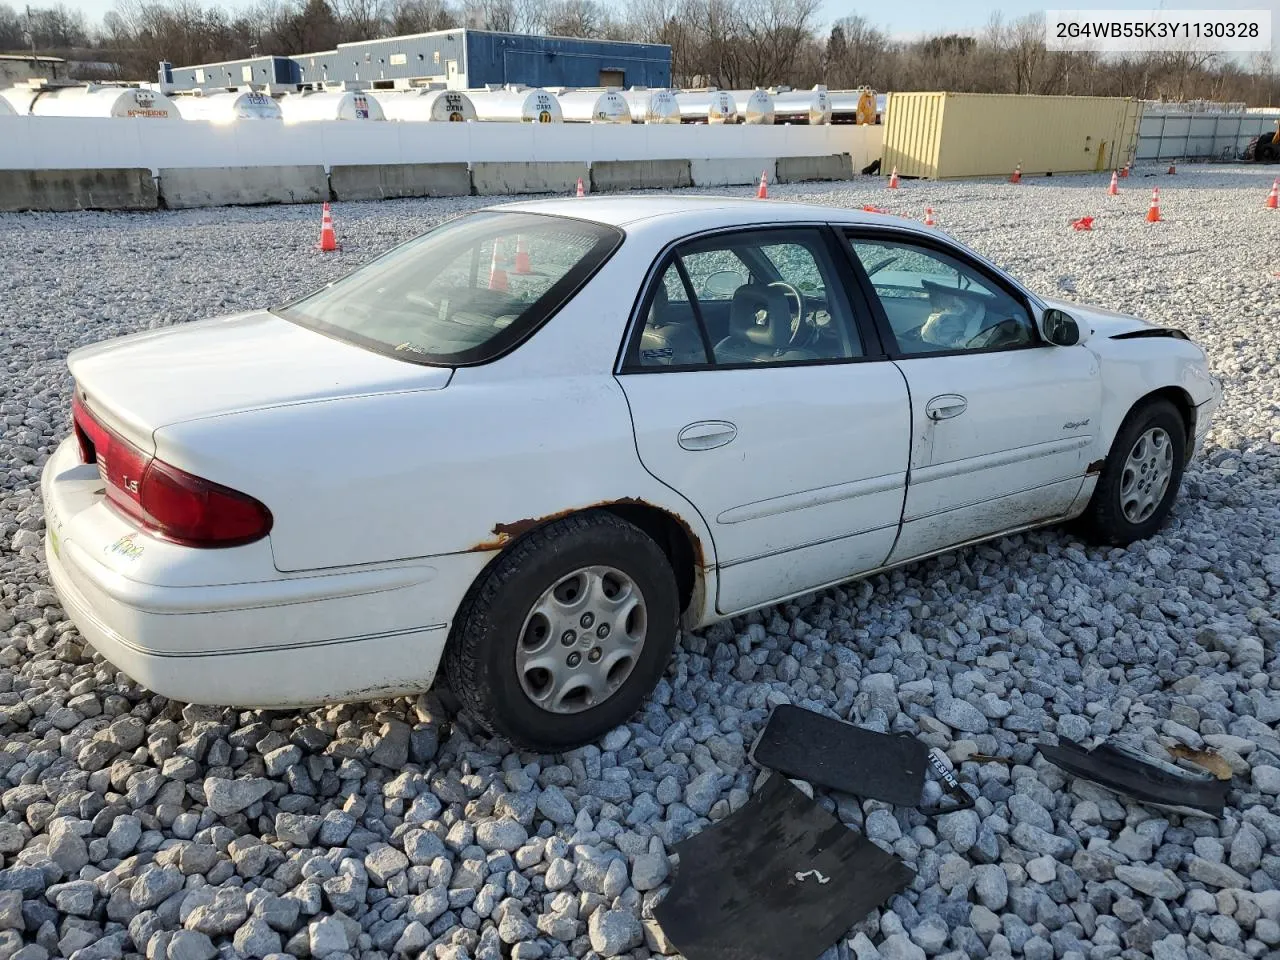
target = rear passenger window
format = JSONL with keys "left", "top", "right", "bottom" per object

{"left": 680, "top": 249, "right": 752, "bottom": 301}
{"left": 625, "top": 228, "right": 865, "bottom": 371}
{"left": 634, "top": 264, "right": 709, "bottom": 368}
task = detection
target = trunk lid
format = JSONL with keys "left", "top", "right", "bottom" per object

{"left": 69, "top": 310, "right": 452, "bottom": 447}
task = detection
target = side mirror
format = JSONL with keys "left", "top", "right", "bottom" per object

{"left": 1042, "top": 308, "right": 1082, "bottom": 346}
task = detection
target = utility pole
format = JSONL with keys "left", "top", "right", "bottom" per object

{"left": 26, "top": 4, "right": 38, "bottom": 63}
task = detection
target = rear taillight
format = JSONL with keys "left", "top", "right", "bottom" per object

{"left": 71, "top": 394, "right": 272, "bottom": 548}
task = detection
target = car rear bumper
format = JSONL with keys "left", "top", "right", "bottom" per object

{"left": 42, "top": 436, "right": 492, "bottom": 708}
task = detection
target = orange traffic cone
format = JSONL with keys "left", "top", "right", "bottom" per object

{"left": 1167, "top": 164, "right": 1176, "bottom": 174}
{"left": 316, "top": 202, "right": 339, "bottom": 252}
{"left": 1146, "top": 187, "right": 1162, "bottom": 223}
{"left": 887, "top": 167, "right": 900, "bottom": 189}
{"left": 862, "top": 204, "right": 887, "bottom": 214}
{"left": 576, "top": 177, "right": 585, "bottom": 197}
{"left": 923, "top": 207, "right": 936, "bottom": 226}
{"left": 1107, "top": 171, "right": 1119, "bottom": 196}
{"left": 1119, "top": 164, "right": 1129, "bottom": 178}
{"left": 756, "top": 170, "right": 768, "bottom": 199}
{"left": 1010, "top": 163, "right": 1022, "bottom": 184}
{"left": 488, "top": 237, "right": 508, "bottom": 291}
{"left": 1267, "top": 178, "right": 1278, "bottom": 209}
{"left": 513, "top": 235, "right": 532, "bottom": 274}
{"left": 1072, "top": 216, "right": 1094, "bottom": 231}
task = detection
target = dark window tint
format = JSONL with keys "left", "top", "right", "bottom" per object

{"left": 276, "top": 212, "right": 621, "bottom": 366}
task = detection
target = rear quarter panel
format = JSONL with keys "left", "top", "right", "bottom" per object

{"left": 151, "top": 373, "right": 712, "bottom": 576}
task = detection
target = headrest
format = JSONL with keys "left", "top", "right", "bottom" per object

{"left": 921, "top": 278, "right": 997, "bottom": 312}
{"left": 730, "top": 284, "right": 791, "bottom": 348}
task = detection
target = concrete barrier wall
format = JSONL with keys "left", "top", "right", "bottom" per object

{"left": 0, "top": 117, "right": 884, "bottom": 210}
{"left": 0, "top": 168, "right": 157, "bottom": 212}
{"left": 777, "top": 153, "right": 855, "bottom": 183}
{"left": 691, "top": 157, "right": 776, "bottom": 187}
{"left": 330, "top": 163, "right": 470, "bottom": 200}
{"left": 591, "top": 159, "right": 692, "bottom": 192}
{"left": 158, "top": 165, "right": 328, "bottom": 209}
{"left": 471, "top": 161, "right": 587, "bottom": 195}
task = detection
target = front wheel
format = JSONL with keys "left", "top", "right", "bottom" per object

{"left": 1079, "top": 398, "right": 1186, "bottom": 546}
{"left": 443, "top": 511, "right": 679, "bottom": 751}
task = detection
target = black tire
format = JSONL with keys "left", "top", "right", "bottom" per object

{"left": 443, "top": 511, "right": 679, "bottom": 752}
{"left": 1079, "top": 398, "right": 1187, "bottom": 547}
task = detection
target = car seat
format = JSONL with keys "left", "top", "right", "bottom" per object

{"left": 713, "top": 284, "right": 816, "bottom": 363}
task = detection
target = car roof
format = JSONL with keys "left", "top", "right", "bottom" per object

{"left": 495, "top": 195, "right": 916, "bottom": 232}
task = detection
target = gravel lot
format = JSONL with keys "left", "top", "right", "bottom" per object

{"left": 2, "top": 165, "right": 1279, "bottom": 960}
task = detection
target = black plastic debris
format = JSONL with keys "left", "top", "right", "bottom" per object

{"left": 654, "top": 775, "right": 914, "bottom": 960}
{"left": 1038, "top": 737, "right": 1230, "bottom": 817}
{"left": 750, "top": 705, "right": 975, "bottom": 813}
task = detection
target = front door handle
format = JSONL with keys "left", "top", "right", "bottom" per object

{"left": 925, "top": 394, "right": 968, "bottom": 421}
{"left": 678, "top": 420, "right": 738, "bottom": 451}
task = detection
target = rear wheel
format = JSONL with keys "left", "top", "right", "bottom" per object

{"left": 443, "top": 511, "right": 679, "bottom": 751}
{"left": 1079, "top": 398, "right": 1186, "bottom": 546}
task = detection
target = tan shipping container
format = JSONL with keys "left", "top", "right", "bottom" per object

{"left": 882, "top": 92, "right": 1142, "bottom": 180}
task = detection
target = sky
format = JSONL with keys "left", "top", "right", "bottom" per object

{"left": 41, "top": 0, "right": 1280, "bottom": 48}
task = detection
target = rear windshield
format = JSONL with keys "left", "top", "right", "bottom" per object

{"left": 276, "top": 211, "right": 622, "bottom": 366}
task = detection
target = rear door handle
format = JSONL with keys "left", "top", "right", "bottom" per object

{"left": 925, "top": 394, "right": 968, "bottom": 421}
{"left": 678, "top": 420, "right": 738, "bottom": 451}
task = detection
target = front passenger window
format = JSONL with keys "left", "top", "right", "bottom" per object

{"left": 849, "top": 238, "right": 1036, "bottom": 355}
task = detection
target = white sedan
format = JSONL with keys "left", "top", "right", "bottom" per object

{"left": 42, "top": 197, "right": 1222, "bottom": 750}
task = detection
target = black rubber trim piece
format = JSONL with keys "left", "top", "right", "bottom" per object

{"left": 1038, "top": 738, "right": 1229, "bottom": 817}
{"left": 654, "top": 775, "right": 914, "bottom": 960}
{"left": 1109, "top": 327, "right": 1189, "bottom": 341}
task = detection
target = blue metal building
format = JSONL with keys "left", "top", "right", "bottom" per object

{"left": 168, "top": 30, "right": 671, "bottom": 92}
{"left": 170, "top": 55, "right": 300, "bottom": 90}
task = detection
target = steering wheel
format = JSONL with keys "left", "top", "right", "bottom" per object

{"left": 767, "top": 281, "right": 811, "bottom": 346}
{"left": 964, "top": 317, "right": 1024, "bottom": 350}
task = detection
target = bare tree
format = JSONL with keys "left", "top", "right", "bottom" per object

{"left": 1149, "top": 47, "right": 1219, "bottom": 101}
{"left": 543, "top": 0, "right": 600, "bottom": 38}
{"left": 826, "top": 14, "right": 887, "bottom": 88}
{"left": 334, "top": 0, "right": 387, "bottom": 38}
{"left": 463, "top": 0, "right": 516, "bottom": 30}
{"left": 0, "top": 4, "right": 26, "bottom": 49}
{"left": 1009, "top": 13, "right": 1057, "bottom": 94}
{"left": 735, "top": 0, "right": 820, "bottom": 87}
{"left": 389, "top": 0, "right": 459, "bottom": 34}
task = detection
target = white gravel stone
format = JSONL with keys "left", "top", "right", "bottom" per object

{"left": 307, "top": 915, "right": 349, "bottom": 958}
{"left": 202, "top": 777, "right": 272, "bottom": 816}
{"left": 588, "top": 907, "right": 642, "bottom": 956}
{"left": 1115, "top": 864, "right": 1186, "bottom": 900}
{"left": 1252, "top": 765, "right": 1280, "bottom": 795}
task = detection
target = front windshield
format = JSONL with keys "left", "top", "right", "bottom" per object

{"left": 276, "top": 211, "right": 622, "bottom": 365}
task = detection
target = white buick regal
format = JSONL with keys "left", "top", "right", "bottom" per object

{"left": 42, "top": 197, "right": 1222, "bottom": 749}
